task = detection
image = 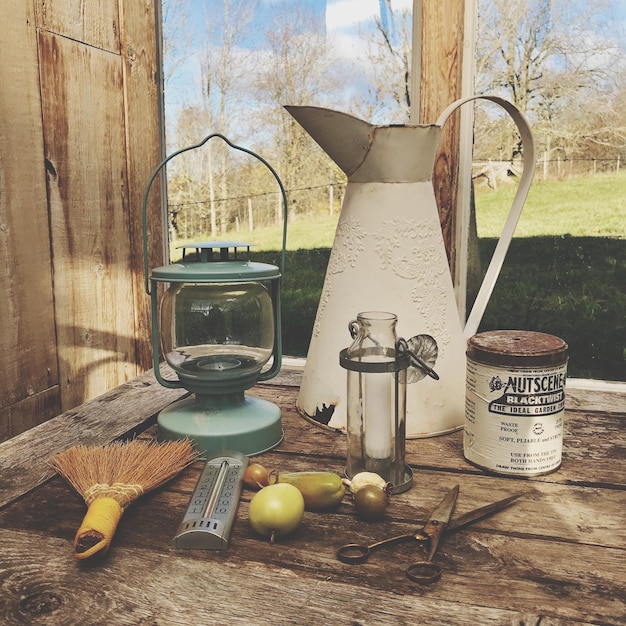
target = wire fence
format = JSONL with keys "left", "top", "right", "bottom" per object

{"left": 473, "top": 156, "right": 622, "bottom": 189}
{"left": 167, "top": 158, "right": 624, "bottom": 240}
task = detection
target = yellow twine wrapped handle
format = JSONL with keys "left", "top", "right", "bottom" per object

{"left": 74, "top": 497, "right": 124, "bottom": 560}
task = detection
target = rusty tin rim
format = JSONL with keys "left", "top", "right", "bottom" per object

{"left": 467, "top": 330, "right": 568, "bottom": 367}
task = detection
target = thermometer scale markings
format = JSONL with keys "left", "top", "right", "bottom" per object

{"left": 173, "top": 450, "right": 248, "bottom": 550}
{"left": 202, "top": 460, "right": 228, "bottom": 518}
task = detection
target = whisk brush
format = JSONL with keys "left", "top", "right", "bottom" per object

{"left": 51, "top": 439, "right": 196, "bottom": 560}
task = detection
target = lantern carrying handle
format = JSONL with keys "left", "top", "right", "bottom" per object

{"left": 142, "top": 133, "right": 289, "bottom": 296}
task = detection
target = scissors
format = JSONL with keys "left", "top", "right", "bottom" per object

{"left": 337, "top": 486, "right": 523, "bottom": 585}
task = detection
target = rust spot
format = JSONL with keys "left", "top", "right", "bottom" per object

{"left": 309, "top": 403, "right": 335, "bottom": 426}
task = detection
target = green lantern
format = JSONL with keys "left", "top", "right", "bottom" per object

{"left": 142, "top": 136, "right": 287, "bottom": 457}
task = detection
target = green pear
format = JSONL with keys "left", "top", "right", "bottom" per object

{"left": 276, "top": 471, "right": 346, "bottom": 511}
{"left": 248, "top": 483, "right": 305, "bottom": 543}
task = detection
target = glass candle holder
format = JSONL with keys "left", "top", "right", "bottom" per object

{"left": 340, "top": 311, "right": 413, "bottom": 493}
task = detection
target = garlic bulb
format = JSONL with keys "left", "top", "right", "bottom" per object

{"left": 343, "top": 472, "right": 393, "bottom": 496}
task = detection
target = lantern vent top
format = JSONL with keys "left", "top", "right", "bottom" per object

{"left": 179, "top": 241, "right": 254, "bottom": 263}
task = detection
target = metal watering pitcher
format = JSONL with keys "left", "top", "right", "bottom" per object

{"left": 286, "top": 95, "right": 535, "bottom": 437}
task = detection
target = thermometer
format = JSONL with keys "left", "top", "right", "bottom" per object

{"left": 173, "top": 450, "right": 248, "bottom": 550}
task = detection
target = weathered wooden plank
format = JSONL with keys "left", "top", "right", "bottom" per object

{"left": 1, "top": 372, "right": 624, "bottom": 625}
{"left": 275, "top": 366, "right": 626, "bottom": 415}
{"left": 0, "top": 367, "right": 299, "bottom": 509}
{"left": 0, "top": 370, "right": 186, "bottom": 509}
{"left": 264, "top": 369, "right": 626, "bottom": 489}
{"left": 0, "top": 2, "right": 59, "bottom": 437}
{"left": 119, "top": 0, "right": 165, "bottom": 371}
{"left": 0, "top": 527, "right": 604, "bottom": 626}
{"left": 566, "top": 380, "right": 626, "bottom": 415}
{"left": 251, "top": 379, "right": 626, "bottom": 490}
{"left": 0, "top": 388, "right": 60, "bottom": 443}
{"left": 1, "top": 368, "right": 624, "bottom": 510}
{"left": 420, "top": 0, "right": 466, "bottom": 276}
{"left": 4, "top": 463, "right": 624, "bottom": 557}
{"left": 39, "top": 32, "right": 138, "bottom": 411}
{"left": 35, "top": 0, "right": 120, "bottom": 53}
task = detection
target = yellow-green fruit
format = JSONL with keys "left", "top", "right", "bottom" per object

{"left": 277, "top": 471, "right": 346, "bottom": 511}
{"left": 248, "top": 483, "right": 305, "bottom": 542}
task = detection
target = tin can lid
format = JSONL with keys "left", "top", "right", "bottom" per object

{"left": 467, "top": 330, "right": 568, "bottom": 367}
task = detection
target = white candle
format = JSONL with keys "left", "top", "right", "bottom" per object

{"left": 363, "top": 372, "right": 392, "bottom": 459}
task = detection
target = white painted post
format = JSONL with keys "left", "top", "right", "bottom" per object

{"left": 409, "top": 0, "right": 423, "bottom": 124}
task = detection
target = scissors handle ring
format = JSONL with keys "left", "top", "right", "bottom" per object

{"left": 337, "top": 544, "right": 370, "bottom": 564}
{"left": 406, "top": 561, "right": 442, "bottom": 585}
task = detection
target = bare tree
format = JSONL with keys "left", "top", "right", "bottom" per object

{"left": 255, "top": 6, "right": 345, "bottom": 220}
{"left": 475, "top": 0, "right": 625, "bottom": 161}
{"left": 167, "top": 0, "right": 261, "bottom": 238}
{"left": 198, "top": 0, "right": 260, "bottom": 235}
{"left": 161, "top": 0, "right": 194, "bottom": 86}
{"left": 357, "top": 0, "right": 412, "bottom": 123}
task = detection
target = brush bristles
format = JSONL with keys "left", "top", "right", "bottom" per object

{"left": 51, "top": 439, "right": 197, "bottom": 508}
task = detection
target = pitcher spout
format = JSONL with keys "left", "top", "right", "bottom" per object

{"left": 284, "top": 105, "right": 441, "bottom": 183}
{"left": 284, "top": 106, "right": 374, "bottom": 177}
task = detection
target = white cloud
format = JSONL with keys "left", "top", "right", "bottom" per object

{"left": 326, "top": 0, "right": 412, "bottom": 65}
{"left": 326, "top": 0, "right": 381, "bottom": 30}
{"left": 327, "top": 0, "right": 413, "bottom": 31}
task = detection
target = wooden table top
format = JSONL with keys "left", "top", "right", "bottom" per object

{"left": 1, "top": 368, "right": 625, "bottom": 625}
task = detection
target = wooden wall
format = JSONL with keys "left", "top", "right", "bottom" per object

{"left": 420, "top": 0, "right": 467, "bottom": 285}
{"left": 0, "top": 1, "right": 164, "bottom": 442}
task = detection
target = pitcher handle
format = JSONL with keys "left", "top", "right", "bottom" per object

{"left": 435, "top": 96, "right": 536, "bottom": 340}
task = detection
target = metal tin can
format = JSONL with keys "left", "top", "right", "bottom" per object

{"left": 464, "top": 330, "right": 568, "bottom": 476}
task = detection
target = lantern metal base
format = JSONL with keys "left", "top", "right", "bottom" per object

{"left": 157, "top": 393, "right": 283, "bottom": 458}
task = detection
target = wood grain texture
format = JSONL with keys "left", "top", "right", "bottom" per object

{"left": 0, "top": 369, "right": 187, "bottom": 509}
{"left": 0, "top": 372, "right": 624, "bottom": 624}
{"left": 2, "top": 458, "right": 624, "bottom": 624}
{"left": 0, "top": 367, "right": 299, "bottom": 509}
{"left": 1, "top": 367, "right": 624, "bottom": 508}
{"left": 39, "top": 31, "right": 138, "bottom": 411}
{"left": 119, "top": 0, "right": 165, "bottom": 371}
{"left": 0, "top": 527, "right": 605, "bottom": 626}
{"left": 1, "top": 1, "right": 162, "bottom": 443}
{"left": 3, "top": 459, "right": 624, "bottom": 624}
{"left": 0, "top": 388, "right": 60, "bottom": 442}
{"left": 35, "top": 0, "right": 120, "bottom": 53}
{"left": 0, "top": 3, "right": 59, "bottom": 433}
{"left": 420, "top": 0, "right": 466, "bottom": 278}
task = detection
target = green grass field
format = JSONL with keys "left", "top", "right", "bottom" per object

{"left": 175, "top": 171, "right": 624, "bottom": 250}
{"left": 474, "top": 171, "right": 625, "bottom": 239}
{"left": 170, "top": 172, "right": 626, "bottom": 381}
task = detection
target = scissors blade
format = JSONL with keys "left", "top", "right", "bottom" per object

{"left": 418, "top": 485, "right": 459, "bottom": 563}
{"left": 426, "top": 484, "right": 460, "bottom": 525}
{"left": 447, "top": 492, "right": 524, "bottom": 532}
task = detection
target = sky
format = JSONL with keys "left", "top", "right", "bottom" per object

{"left": 163, "top": 0, "right": 626, "bottom": 143}
{"left": 326, "top": 0, "right": 412, "bottom": 57}
{"left": 164, "top": 0, "right": 413, "bottom": 122}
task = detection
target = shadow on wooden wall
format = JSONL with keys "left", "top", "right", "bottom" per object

{"left": 0, "top": 1, "right": 165, "bottom": 442}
